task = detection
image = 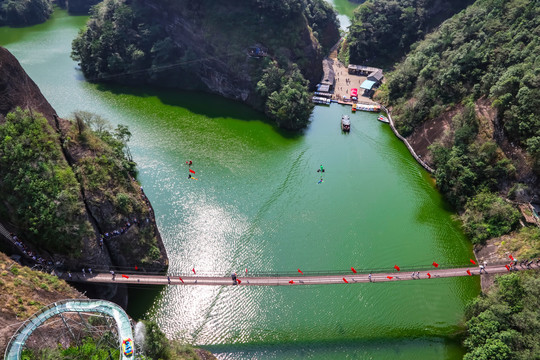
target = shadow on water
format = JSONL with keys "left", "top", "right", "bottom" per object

{"left": 127, "top": 284, "right": 166, "bottom": 320}
{"left": 93, "top": 82, "right": 305, "bottom": 139}
{"left": 204, "top": 335, "right": 466, "bottom": 359}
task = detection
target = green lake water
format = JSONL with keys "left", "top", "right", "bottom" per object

{"left": 0, "top": 7, "right": 479, "bottom": 360}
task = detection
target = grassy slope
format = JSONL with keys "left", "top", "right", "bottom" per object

{"left": 0, "top": 252, "right": 83, "bottom": 353}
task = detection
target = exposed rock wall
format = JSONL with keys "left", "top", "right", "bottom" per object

{"left": 0, "top": 46, "right": 168, "bottom": 307}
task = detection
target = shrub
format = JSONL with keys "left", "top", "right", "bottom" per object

{"left": 461, "top": 192, "right": 520, "bottom": 244}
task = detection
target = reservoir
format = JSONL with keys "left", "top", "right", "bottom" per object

{"left": 0, "top": 7, "right": 479, "bottom": 359}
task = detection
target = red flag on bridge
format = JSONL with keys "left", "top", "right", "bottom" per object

{"left": 509, "top": 254, "right": 514, "bottom": 261}
{"left": 427, "top": 273, "right": 431, "bottom": 279}
{"left": 289, "top": 280, "right": 294, "bottom": 284}
{"left": 343, "top": 278, "right": 348, "bottom": 283}
{"left": 467, "top": 269, "right": 472, "bottom": 276}
{"left": 237, "top": 279, "right": 242, "bottom": 284}
{"left": 470, "top": 259, "right": 476, "bottom": 265}
{"left": 135, "top": 266, "right": 138, "bottom": 271}
{"left": 192, "top": 268, "right": 196, "bottom": 274}
{"left": 351, "top": 267, "right": 357, "bottom": 274}
{"left": 298, "top": 269, "right": 303, "bottom": 275}
{"left": 432, "top": 262, "right": 439, "bottom": 268}
{"left": 189, "top": 169, "right": 196, "bottom": 174}
{"left": 387, "top": 276, "right": 393, "bottom": 280}
{"left": 122, "top": 274, "right": 129, "bottom": 279}
{"left": 394, "top": 265, "right": 400, "bottom": 271}
{"left": 505, "top": 265, "right": 510, "bottom": 271}
{"left": 179, "top": 277, "right": 184, "bottom": 284}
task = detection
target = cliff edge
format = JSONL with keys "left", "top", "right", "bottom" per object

{"left": 0, "top": 46, "right": 168, "bottom": 308}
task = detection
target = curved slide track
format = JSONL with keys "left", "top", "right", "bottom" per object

{"left": 4, "top": 299, "right": 134, "bottom": 360}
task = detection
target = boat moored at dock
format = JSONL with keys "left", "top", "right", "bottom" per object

{"left": 312, "top": 96, "right": 331, "bottom": 105}
{"left": 378, "top": 115, "right": 389, "bottom": 123}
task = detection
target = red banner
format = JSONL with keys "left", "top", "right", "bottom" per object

{"left": 192, "top": 268, "right": 196, "bottom": 274}
{"left": 467, "top": 269, "right": 472, "bottom": 276}
{"left": 470, "top": 259, "right": 476, "bottom": 265}
{"left": 179, "top": 277, "right": 184, "bottom": 283}
{"left": 289, "top": 280, "right": 294, "bottom": 284}
{"left": 189, "top": 169, "right": 196, "bottom": 174}
{"left": 298, "top": 269, "right": 303, "bottom": 275}
{"left": 351, "top": 267, "right": 357, "bottom": 273}
{"left": 387, "top": 276, "right": 393, "bottom": 279}
{"left": 122, "top": 274, "right": 129, "bottom": 279}
{"left": 343, "top": 278, "right": 348, "bottom": 283}
{"left": 427, "top": 273, "right": 431, "bottom": 279}
{"left": 394, "top": 265, "right": 400, "bottom": 271}
{"left": 432, "top": 262, "right": 439, "bottom": 268}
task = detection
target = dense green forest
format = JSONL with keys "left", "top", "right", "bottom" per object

{"left": 0, "top": 0, "right": 52, "bottom": 26}
{"left": 0, "top": 108, "right": 91, "bottom": 253}
{"left": 343, "top": 0, "right": 473, "bottom": 67}
{"left": 372, "top": 0, "right": 539, "bottom": 247}
{"left": 71, "top": 0, "right": 339, "bottom": 129}
{"left": 463, "top": 271, "right": 540, "bottom": 359}
{"left": 0, "top": 108, "right": 163, "bottom": 264}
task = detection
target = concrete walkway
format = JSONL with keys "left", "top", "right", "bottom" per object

{"left": 64, "top": 264, "right": 535, "bottom": 287}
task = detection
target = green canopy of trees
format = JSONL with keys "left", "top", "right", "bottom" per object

{"left": 0, "top": 109, "right": 90, "bottom": 253}
{"left": 257, "top": 61, "right": 313, "bottom": 129}
{"left": 0, "top": 0, "right": 52, "bottom": 26}
{"left": 382, "top": 0, "right": 540, "bottom": 168}
{"left": 71, "top": 0, "right": 338, "bottom": 130}
{"left": 346, "top": 0, "right": 473, "bottom": 66}
{"left": 463, "top": 272, "right": 540, "bottom": 359}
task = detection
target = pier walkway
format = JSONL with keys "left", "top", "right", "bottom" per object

{"left": 63, "top": 263, "right": 535, "bottom": 287}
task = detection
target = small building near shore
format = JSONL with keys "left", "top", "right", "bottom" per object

{"left": 360, "top": 79, "right": 377, "bottom": 98}
{"left": 318, "top": 84, "right": 331, "bottom": 93}
{"left": 348, "top": 64, "right": 382, "bottom": 76}
{"left": 368, "top": 69, "right": 384, "bottom": 83}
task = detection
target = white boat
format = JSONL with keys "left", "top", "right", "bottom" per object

{"left": 378, "top": 115, "right": 389, "bottom": 123}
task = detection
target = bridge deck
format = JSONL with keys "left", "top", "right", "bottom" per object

{"left": 64, "top": 264, "right": 534, "bottom": 286}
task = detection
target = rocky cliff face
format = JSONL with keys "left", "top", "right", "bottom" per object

{"left": 0, "top": 46, "right": 168, "bottom": 308}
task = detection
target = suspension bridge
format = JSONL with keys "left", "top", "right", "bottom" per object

{"left": 63, "top": 263, "right": 534, "bottom": 286}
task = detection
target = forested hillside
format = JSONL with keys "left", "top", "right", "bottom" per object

{"left": 0, "top": 0, "right": 52, "bottom": 26}
{"left": 463, "top": 272, "right": 540, "bottom": 360}
{"left": 56, "top": 0, "right": 101, "bottom": 14}
{"left": 71, "top": 0, "right": 339, "bottom": 129}
{"left": 343, "top": 0, "right": 473, "bottom": 67}
{"left": 376, "top": 0, "right": 539, "bottom": 247}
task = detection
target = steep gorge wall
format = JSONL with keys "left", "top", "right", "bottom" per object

{"left": 0, "top": 46, "right": 168, "bottom": 307}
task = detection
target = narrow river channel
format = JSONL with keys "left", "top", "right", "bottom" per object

{"left": 0, "top": 5, "right": 479, "bottom": 359}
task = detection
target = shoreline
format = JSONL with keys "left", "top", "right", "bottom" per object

{"left": 325, "top": 52, "right": 434, "bottom": 174}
